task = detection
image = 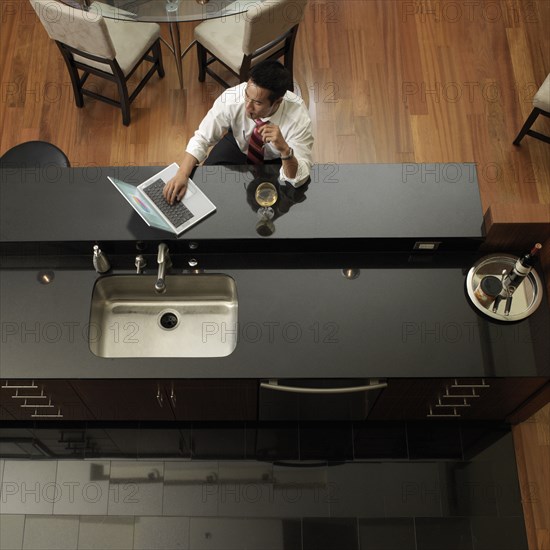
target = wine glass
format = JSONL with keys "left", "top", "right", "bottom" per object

{"left": 255, "top": 181, "right": 278, "bottom": 220}
{"left": 166, "top": 0, "right": 180, "bottom": 12}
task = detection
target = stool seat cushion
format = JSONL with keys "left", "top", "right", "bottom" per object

{"left": 533, "top": 73, "right": 550, "bottom": 112}
{"left": 0, "top": 141, "right": 70, "bottom": 168}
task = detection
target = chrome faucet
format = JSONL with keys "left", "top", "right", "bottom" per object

{"left": 92, "top": 244, "right": 111, "bottom": 274}
{"left": 155, "top": 243, "right": 172, "bottom": 293}
{"left": 135, "top": 255, "right": 146, "bottom": 274}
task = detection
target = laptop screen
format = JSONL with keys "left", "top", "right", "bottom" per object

{"left": 109, "top": 178, "right": 172, "bottom": 232}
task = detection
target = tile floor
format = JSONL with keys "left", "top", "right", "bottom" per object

{"left": 0, "top": 423, "right": 529, "bottom": 549}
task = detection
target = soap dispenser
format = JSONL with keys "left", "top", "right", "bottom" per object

{"left": 93, "top": 244, "right": 111, "bottom": 273}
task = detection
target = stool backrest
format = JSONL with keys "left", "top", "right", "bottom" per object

{"left": 29, "top": 0, "right": 115, "bottom": 59}
{"left": 243, "top": 0, "right": 308, "bottom": 55}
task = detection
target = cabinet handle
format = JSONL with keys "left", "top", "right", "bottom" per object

{"left": 2, "top": 380, "right": 38, "bottom": 389}
{"left": 156, "top": 386, "right": 164, "bottom": 407}
{"left": 435, "top": 397, "right": 470, "bottom": 408}
{"left": 260, "top": 379, "right": 387, "bottom": 394}
{"left": 427, "top": 405, "right": 460, "bottom": 418}
{"left": 170, "top": 388, "right": 177, "bottom": 407}
{"left": 451, "top": 378, "right": 490, "bottom": 389}
{"left": 32, "top": 408, "right": 63, "bottom": 418}
{"left": 20, "top": 398, "right": 54, "bottom": 408}
{"left": 442, "top": 387, "right": 479, "bottom": 399}
{"left": 11, "top": 389, "right": 47, "bottom": 399}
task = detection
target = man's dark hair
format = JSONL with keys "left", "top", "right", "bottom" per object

{"left": 249, "top": 60, "right": 293, "bottom": 104}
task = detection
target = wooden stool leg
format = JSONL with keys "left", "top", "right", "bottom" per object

{"left": 113, "top": 66, "right": 131, "bottom": 126}
{"left": 154, "top": 40, "right": 165, "bottom": 79}
{"left": 513, "top": 108, "right": 540, "bottom": 145}
{"left": 57, "top": 43, "right": 84, "bottom": 108}
{"left": 197, "top": 43, "right": 207, "bottom": 82}
{"left": 119, "top": 83, "right": 131, "bottom": 126}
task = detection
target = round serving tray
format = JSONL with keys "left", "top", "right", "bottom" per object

{"left": 466, "top": 254, "right": 543, "bottom": 322}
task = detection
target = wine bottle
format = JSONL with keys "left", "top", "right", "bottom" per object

{"left": 503, "top": 243, "right": 542, "bottom": 292}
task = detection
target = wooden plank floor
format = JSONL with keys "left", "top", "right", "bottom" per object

{"left": 1, "top": 2, "right": 549, "bottom": 548}
{"left": 513, "top": 405, "right": 550, "bottom": 550}
{"left": 1, "top": 0, "right": 549, "bottom": 215}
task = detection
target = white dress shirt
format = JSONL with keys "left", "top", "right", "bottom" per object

{"left": 186, "top": 82, "right": 314, "bottom": 186}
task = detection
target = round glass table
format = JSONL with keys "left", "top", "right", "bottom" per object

{"left": 62, "top": 0, "right": 259, "bottom": 88}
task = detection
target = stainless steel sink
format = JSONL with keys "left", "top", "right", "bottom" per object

{"left": 89, "top": 274, "right": 238, "bottom": 358}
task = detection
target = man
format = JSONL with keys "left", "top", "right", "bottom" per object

{"left": 163, "top": 60, "right": 313, "bottom": 204}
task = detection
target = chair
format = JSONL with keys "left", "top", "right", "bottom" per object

{"left": 29, "top": 0, "right": 164, "bottom": 126}
{"left": 513, "top": 73, "right": 550, "bottom": 145}
{"left": 194, "top": 0, "right": 308, "bottom": 89}
{"left": 0, "top": 141, "right": 70, "bottom": 168}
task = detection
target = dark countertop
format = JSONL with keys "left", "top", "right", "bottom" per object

{"left": 0, "top": 164, "right": 484, "bottom": 252}
{"left": 2, "top": 163, "right": 547, "bottom": 380}
{"left": 1, "top": 258, "right": 548, "bottom": 379}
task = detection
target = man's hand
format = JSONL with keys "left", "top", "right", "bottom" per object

{"left": 164, "top": 153, "right": 200, "bottom": 204}
{"left": 163, "top": 172, "right": 188, "bottom": 205}
{"left": 259, "top": 122, "right": 297, "bottom": 178}
{"left": 258, "top": 123, "right": 289, "bottom": 155}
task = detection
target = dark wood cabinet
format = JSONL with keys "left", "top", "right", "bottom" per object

{"left": 46, "top": 381, "right": 95, "bottom": 420}
{"left": 70, "top": 380, "right": 174, "bottom": 421}
{"left": 2, "top": 377, "right": 547, "bottom": 424}
{"left": 0, "top": 404, "right": 16, "bottom": 421}
{"left": 1, "top": 380, "right": 40, "bottom": 420}
{"left": 69, "top": 379, "right": 258, "bottom": 422}
{"left": 368, "top": 377, "right": 549, "bottom": 421}
{"left": 169, "top": 379, "right": 257, "bottom": 421}
{"left": 0, "top": 379, "right": 93, "bottom": 421}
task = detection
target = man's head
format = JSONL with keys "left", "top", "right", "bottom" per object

{"left": 245, "top": 60, "right": 293, "bottom": 119}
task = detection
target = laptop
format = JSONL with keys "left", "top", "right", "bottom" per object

{"left": 108, "top": 163, "right": 216, "bottom": 236}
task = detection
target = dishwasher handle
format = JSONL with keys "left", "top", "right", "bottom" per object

{"left": 260, "top": 379, "right": 387, "bottom": 395}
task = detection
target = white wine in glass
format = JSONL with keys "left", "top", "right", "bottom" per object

{"left": 255, "top": 182, "right": 278, "bottom": 207}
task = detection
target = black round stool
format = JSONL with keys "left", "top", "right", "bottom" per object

{"left": 0, "top": 141, "right": 70, "bottom": 168}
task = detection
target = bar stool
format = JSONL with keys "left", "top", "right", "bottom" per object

{"left": 513, "top": 73, "right": 550, "bottom": 145}
{"left": 194, "top": 0, "right": 307, "bottom": 89}
{"left": 29, "top": 0, "right": 164, "bottom": 126}
{"left": 0, "top": 141, "right": 70, "bottom": 168}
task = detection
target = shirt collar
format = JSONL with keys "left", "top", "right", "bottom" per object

{"left": 246, "top": 96, "right": 286, "bottom": 126}
{"left": 265, "top": 99, "right": 284, "bottom": 126}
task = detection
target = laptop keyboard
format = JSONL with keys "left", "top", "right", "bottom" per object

{"left": 143, "top": 179, "right": 194, "bottom": 227}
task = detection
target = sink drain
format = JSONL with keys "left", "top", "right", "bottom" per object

{"left": 159, "top": 311, "right": 179, "bottom": 330}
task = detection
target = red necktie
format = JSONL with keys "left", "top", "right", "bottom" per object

{"left": 247, "top": 119, "right": 267, "bottom": 164}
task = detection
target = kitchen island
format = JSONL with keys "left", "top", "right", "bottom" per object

{"left": 0, "top": 164, "right": 548, "bottom": 423}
